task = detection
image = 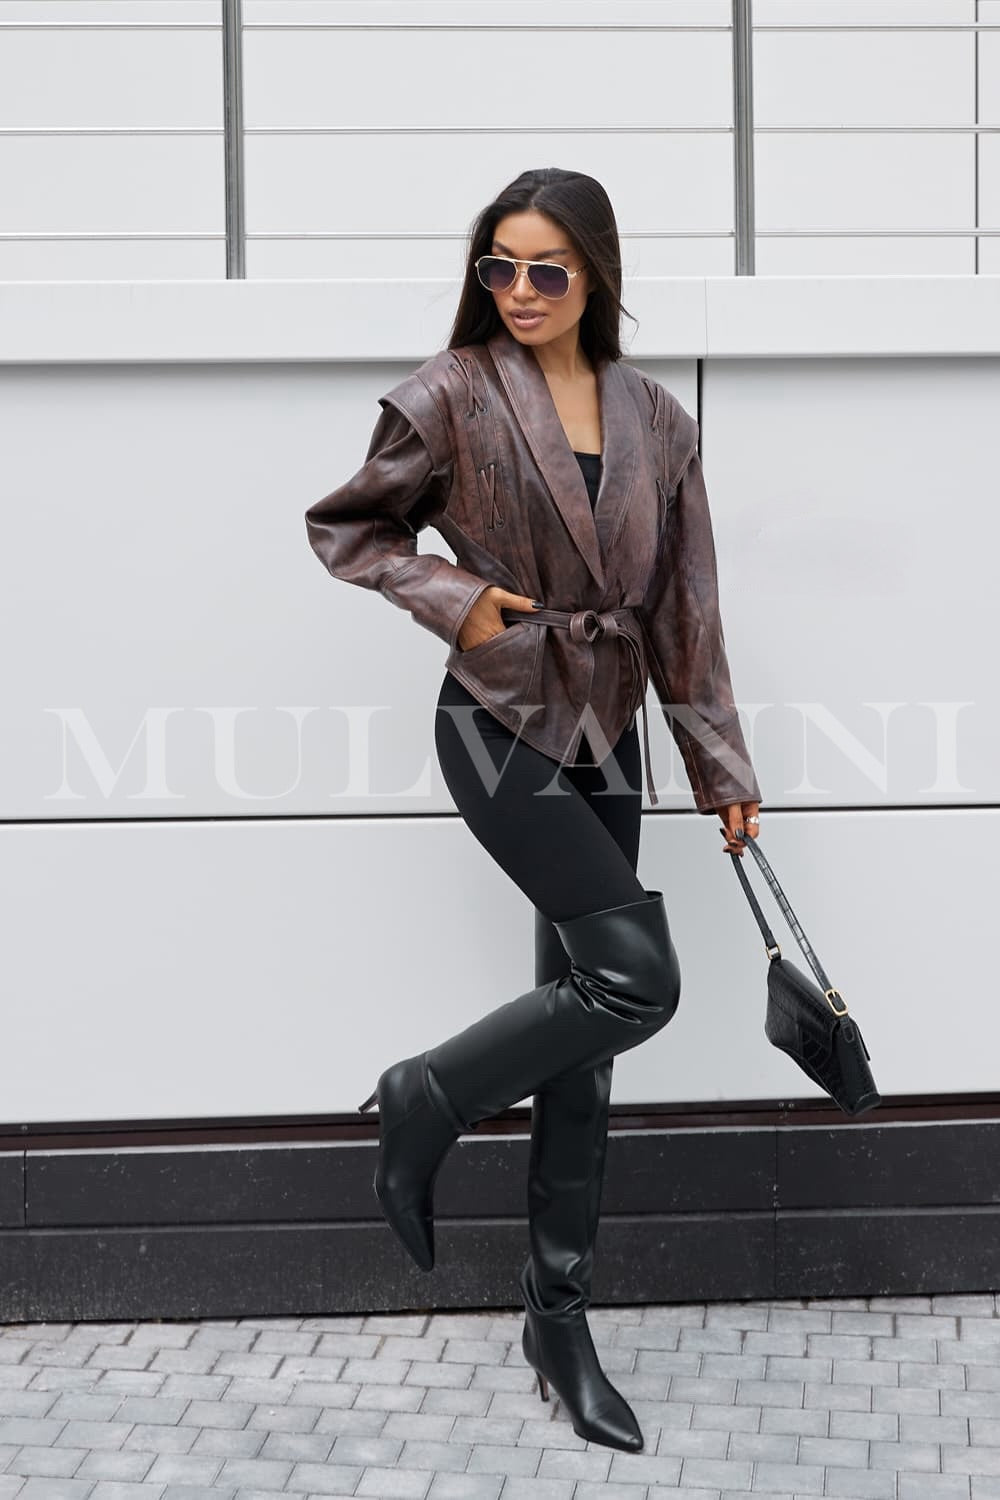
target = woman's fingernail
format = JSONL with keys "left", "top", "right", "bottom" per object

{"left": 531, "top": 600, "right": 544, "bottom": 609}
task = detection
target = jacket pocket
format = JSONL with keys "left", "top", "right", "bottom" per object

{"left": 446, "top": 619, "right": 542, "bottom": 718}
{"left": 454, "top": 620, "right": 512, "bottom": 658}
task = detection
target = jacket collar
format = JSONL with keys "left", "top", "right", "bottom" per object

{"left": 484, "top": 323, "right": 638, "bottom": 593}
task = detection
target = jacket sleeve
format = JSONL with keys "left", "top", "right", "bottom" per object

{"left": 304, "top": 396, "right": 493, "bottom": 650}
{"left": 638, "top": 400, "right": 763, "bottom": 815}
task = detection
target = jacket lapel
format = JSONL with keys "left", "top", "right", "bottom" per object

{"left": 486, "top": 325, "right": 639, "bottom": 593}
{"left": 592, "top": 356, "right": 640, "bottom": 580}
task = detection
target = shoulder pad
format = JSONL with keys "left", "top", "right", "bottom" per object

{"left": 665, "top": 392, "right": 699, "bottom": 491}
{"left": 378, "top": 352, "right": 455, "bottom": 471}
{"left": 627, "top": 364, "right": 700, "bottom": 494}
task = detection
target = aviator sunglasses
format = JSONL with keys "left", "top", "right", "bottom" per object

{"left": 475, "top": 255, "right": 585, "bottom": 301}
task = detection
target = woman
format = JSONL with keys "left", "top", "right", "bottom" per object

{"left": 304, "top": 168, "right": 762, "bottom": 1453}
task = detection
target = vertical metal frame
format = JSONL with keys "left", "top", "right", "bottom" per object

{"left": 974, "top": 0, "right": 980, "bottom": 275}
{"left": 222, "top": 0, "right": 246, "bottom": 279}
{"left": 732, "top": 0, "right": 756, "bottom": 275}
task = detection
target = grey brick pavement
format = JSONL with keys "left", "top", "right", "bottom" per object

{"left": 1, "top": 1296, "right": 1000, "bottom": 1496}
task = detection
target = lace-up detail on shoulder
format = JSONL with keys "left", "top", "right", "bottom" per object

{"left": 450, "top": 351, "right": 505, "bottom": 531}
{"left": 449, "top": 353, "right": 488, "bottom": 417}
{"left": 643, "top": 376, "right": 665, "bottom": 437}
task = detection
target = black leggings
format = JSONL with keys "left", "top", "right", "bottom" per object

{"left": 434, "top": 671, "right": 647, "bottom": 924}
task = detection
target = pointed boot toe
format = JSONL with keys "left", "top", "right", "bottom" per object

{"left": 567, "top": 1380, "right": 644, "bottom": 1452}
{"left": 368, "top": 1054, "right": 465, "bottom": 1272}
{"left": 592, "top": 1401, "right": 644, "bottom": 1452}
{"left": 521, "top": 1296, "right": 644, "bottom": 1454}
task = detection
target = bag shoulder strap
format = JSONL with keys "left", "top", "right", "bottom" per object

{"left": 727, "top": 841, "right": 780, "bottom": 955}
{"left": 724, "top": 832, "right": 847, "bottom": 1014}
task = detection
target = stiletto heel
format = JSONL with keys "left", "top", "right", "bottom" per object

{"left": 535, "top": 1371, "right": 549, "bottom": 1402}
{"left": 358, "top": 1089, "right": 377, "bottom": 1113}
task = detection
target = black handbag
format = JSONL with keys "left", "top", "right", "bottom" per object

{"left": 723, "top": 829, "right": 881, "bottom": 1117}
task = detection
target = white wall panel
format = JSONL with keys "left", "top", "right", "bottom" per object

{"left": 7, "top": 277, "right": 997, "bottom": 365}
{"left": 0, "top": 807, "right": 985, "bottom": 1123}
{"left": 246, "top": 234, "right": 737, "bottom": 282}
{"left": 245, "top": 133, "right": 733, "bottom": 241}
{"left": 982, "top": 134, "right": 1000, "bottom": 243}
{"left": 755, "top": 237, "right": 975, "bottom": 275}
{"left": 983, "top": 3, "right": 1000, "bottom": 277}
{"left": 700, "top": 275, "right": 1000, "bottom": 357}
{"left": 0, "top": 136, "right": 223, "bottom": 235}
{"left": 0, "top": 2, "right": 216, "bottom": 18}
{"left": 243, "top": 29, "right": 730, "bottom": 132}
{"left": 243, "top": 1, "right": 731, "bottom": 26}
{"left": 0, "top": 238, "right": 225, "bottom": 281}
{"left": 700, "top": 356, "right": 1000, "bottom": 811}
{"left": 0, "top": 28, "right": 221, "bottom": 128}
{"left": 754, "top": 27, "right": 972, "bottom": 128}
{"left": 756, "top": 133, "right": 973, "bottom": 234}
{"left": 983, "top": 2, "right": 1000, "bottom": 76}
{"left": 754, "top": 1, "right": 974, "bottom": 22}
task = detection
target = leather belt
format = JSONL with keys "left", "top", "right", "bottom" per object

{"left": 500, "top": 604, "right": 659, "bottom": 806}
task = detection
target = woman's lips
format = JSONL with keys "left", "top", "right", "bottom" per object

{"left": 511, "top": 312, "right": 545, "bottom": 328}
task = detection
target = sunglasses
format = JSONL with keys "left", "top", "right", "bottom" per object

{"left": 475, "top": 255, "right": 585, "bottom": 301}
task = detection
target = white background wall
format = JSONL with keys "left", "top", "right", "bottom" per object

{"left": 1, "top": 1, "right": 998, "bottom": 1123}
{"left": 0, "top": 0, "right": 996, "bottom": 280}
{"left": 1, "top": 278, "right": 997, "bottom": 1122}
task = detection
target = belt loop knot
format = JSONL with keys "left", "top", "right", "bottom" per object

{"left": 568, "top": 608, "right": 619, "bottom": 643}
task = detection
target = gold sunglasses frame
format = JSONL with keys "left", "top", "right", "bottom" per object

{"left": 474, "top": 255, "right": 584, "bottom": 302}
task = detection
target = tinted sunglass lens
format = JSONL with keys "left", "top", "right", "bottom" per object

{"left": 528, "top": 263, "right": 570, "bottom": 298}
{"left": 477, "top": 257, "right": 517, "bottom": 292}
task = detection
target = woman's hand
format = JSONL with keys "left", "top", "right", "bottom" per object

{"left": 457, "top": 586, "right": 540, "bottom": 652}
{"left": 718, "top": 801, "right": 761, "bottom": 855}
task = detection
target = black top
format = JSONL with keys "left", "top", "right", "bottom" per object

{"left": 573, "top": 450, "right": 601, "bottom": 511}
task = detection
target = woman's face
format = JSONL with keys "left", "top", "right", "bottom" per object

{"left": 486, "top": 209, "right": 591, "bottom": 352}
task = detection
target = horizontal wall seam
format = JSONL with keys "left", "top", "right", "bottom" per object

{"left": 1, "top": 125, "right": 998, "bottom": 136}
{"left": 1, "top": 20, "right": 994, "bottom": 31}
{"left": 0, "top": 128, "right": 224, "bottom": 135}
{"left": 0, "top": 233, "right": 225, "bottom": 241}
{"left": 239, "top": 22, "right": 996, "bottom": 32}
{"left": 0, "top": 22, "right": 220, "bottom": 29}
{"left": 4, "top": 230, "right": 997, "bottom": 243}
{"left": 776, "top": 1204, "right": 1000, "bottom": 1219}
{"left": 1, "top": 803, "right": 996, "bottom": 830}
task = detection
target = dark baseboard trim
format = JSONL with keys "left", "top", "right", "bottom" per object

{"left": 5, "top": 1087, "right": 1000, "bottom": 1148}
{"left": 2, "top": 1100, "right": 1000, "bottom": 1321}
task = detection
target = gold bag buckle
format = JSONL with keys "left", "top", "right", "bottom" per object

{"left": 825, "top": 987, "right": 848, "bottom": 1017}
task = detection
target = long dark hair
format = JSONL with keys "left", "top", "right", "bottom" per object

{"left": 445, "top": 168, "right": 636, "bottom": 367}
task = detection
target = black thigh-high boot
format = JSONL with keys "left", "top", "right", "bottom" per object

{"left": 524, "top": 908, "right": 612, "bottom": 1316}
{"left": 358, "top": 888, "right": 680, "bottom": 1278}
{"left": 518, "top": 909, "right": 643, "bottom": 1452}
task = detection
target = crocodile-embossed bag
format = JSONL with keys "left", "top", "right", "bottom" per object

{"left": 724, "top": 830, "right": 880, "bottom": 1117}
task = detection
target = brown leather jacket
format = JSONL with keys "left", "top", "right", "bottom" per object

{"left": 304, "top": 322, "right": 762, "bottom": 814}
